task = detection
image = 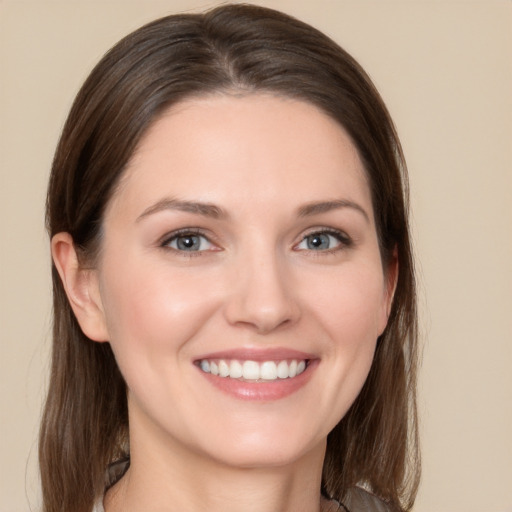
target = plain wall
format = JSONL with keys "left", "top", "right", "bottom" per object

{"left": 1, "top": 1, "right": 510, "bottom": 511}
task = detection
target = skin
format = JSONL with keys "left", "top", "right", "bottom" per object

{"left": 53, "top": 94, "right": 396, "bottom": 512}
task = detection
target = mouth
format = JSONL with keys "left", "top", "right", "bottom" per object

{"left": 196, "top": 358, "right": 308, "bottom": 382}
{"left": 194, "top": 349, "right": 317, "bottom": 401}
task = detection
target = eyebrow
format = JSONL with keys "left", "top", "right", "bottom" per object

{"left": 297, "top": 199, "right": 370, "bottom": 223}
{"left": 136, "top": 197, "right": 370, "bottom": 223}
{"left": 136, "top": 198, "right": 227, "bottom": 221}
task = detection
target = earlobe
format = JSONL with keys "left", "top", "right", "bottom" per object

{"left": 51, "top": 232, "right": 109, "bottom": 342}
{"left": 387, "top": 251, "right": 399, "bottom": 316}
{"left": 379, "top": 247, "right": 399, "bottom": 334}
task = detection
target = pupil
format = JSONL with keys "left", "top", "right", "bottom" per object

{"left": 307, "top": 234, "right": 329, "bottom": 250}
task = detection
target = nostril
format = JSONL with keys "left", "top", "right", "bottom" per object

{"left": 224, "top": 293, "right": 300, "bottom": 333}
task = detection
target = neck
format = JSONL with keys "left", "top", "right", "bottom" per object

{"left": 105, "top": 426, "right": 329, "bottom": 512}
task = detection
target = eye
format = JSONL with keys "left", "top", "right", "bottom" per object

{"left": 295, "top": 230, "right": 350, "bottom": 252}
{"left": 163, "top": 231, "right": 215, "bottom": 252}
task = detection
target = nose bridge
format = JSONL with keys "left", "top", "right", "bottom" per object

{"left": 225, "top": 238, "right": 299, "bottom": 333}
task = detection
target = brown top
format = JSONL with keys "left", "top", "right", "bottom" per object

{"left": 342, "top": 486, "right": 393, "bottom": 512}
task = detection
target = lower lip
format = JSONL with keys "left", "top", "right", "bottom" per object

{"left": 197, "top": 360, "right": 318, "bottom": 401}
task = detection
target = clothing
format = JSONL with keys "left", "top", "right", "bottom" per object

{"left": 92, "top": 459, "right": 392, "bottom": 512}
{"left": 342, "top": 487, "right": 393, "bottom": 512}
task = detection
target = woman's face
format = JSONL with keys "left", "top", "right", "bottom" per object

{"left": 92, "top": 94, "right": 395, "bottom": 468}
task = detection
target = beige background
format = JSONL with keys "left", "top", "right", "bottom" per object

{"left": 1, "top": 1, "right": 511, "bottom": 511}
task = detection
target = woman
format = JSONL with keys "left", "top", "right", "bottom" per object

{"left": 40, "top": 4, "right": 420, "bottom": 512}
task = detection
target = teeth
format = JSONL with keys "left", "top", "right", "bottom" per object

{"left": 289, "top": 360, "right": 297, "bottom": 377}
{"left": 242, "top": 361, "right": 260, "bottom": 380}
{"left": 198, "top": 359, "right": 308, "bottom": 381}
{"left": 229, "top": 360, "right": 243, "bottom": 378}
{"left": 276, "top": 360, "right": 289, "bottom": 379}
{"left": 260, "top": 361, "right": 277, "bottom": 380}
{"left": 218, "top": 360, "right": 230, "bottom": 377}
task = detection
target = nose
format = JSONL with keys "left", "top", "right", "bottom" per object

{"left": 223, "top": 250, "right": 300, "bottom": 334}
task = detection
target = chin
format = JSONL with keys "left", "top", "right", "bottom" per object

{"left": 193, "top": 422, "right": 326, "bottom": 470}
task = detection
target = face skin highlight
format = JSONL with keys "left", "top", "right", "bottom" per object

{"left": 54, "top": 94, "right": 396, "bottom": 512}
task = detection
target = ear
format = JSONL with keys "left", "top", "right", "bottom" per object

{"left": 51, "top": 232, "right": 109, "bottom": 342}
{"left": 378, "top": 246, "right": 399, "bottom": 334}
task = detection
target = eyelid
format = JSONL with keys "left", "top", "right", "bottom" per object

{"left": 159, "top": 228, "right": 220, "bottom": 254}
{"left": 157, "top": 226, "right": 352, "bottom": 255}
{"left": 293, "top": 227, "right": 353, "bottom": 252}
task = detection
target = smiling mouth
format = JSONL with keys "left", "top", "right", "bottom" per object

{"left": 197, "top": 359, "right": 308, "bottom": 382}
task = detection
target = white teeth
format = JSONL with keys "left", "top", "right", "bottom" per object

{"left": 242, "top": 360, "right": 260, "bottom": 380}
{"left": 276, "top": 360, "right": 289, "bottom": 379}
{"left": 198, "top": 359, "right": 308, "bottom": 381}
{"left": 260, "top": 361, "right": 277, "bottom": 380}
{"left": 218, "top": 360, "right": 230, "bottom": 377}
{"left": 289, "top": 360, "right": 297, "bottom": 378}
{"left": 229, "top": 360, "right": 243, "bottom": 378}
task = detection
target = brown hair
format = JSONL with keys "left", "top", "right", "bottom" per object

{"left": 41, "top": 4, "right": 420, "bottom": 512}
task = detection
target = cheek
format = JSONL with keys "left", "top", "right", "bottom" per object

{"left": 97, "top": 256, "right": 223, "bottom": 369}
{"left": 305, "top": 263, "right": 386, "bottom": 412}
{"left": 311, "top": 263, "right": 387, "bottom": 342}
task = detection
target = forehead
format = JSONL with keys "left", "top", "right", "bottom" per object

{"left": 107, "top": 94, "right": 372, "bottom": 220}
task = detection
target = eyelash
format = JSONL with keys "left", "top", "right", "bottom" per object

{"left": 159, "top": 227, "right": 353, "bottom": 256}
{"left": 295, "top": 228, "right": 353, "bottom": 254}
{"left": 159, "top": 228, "right": 216, "bottom": 257}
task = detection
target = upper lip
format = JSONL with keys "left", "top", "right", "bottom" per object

{"left": 194, "top": 347, "right": 317, "bottom": 362}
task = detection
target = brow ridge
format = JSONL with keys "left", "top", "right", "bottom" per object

{"left": 298, "top": 199, "right": 370, "bottom": 222}
{"left": 137, "top": 197, "right": 369, "bottom": 223}
{"left": 137, "top": 198, "right": 226, "bottom": 221}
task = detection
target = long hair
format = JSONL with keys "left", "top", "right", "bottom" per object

{"left": 41, "top": 4, "right": 420, "bottom": 511}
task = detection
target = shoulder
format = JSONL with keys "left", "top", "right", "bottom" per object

{"left": 342, "top": 486, "right": 395, "bottom": 512}
{"left": 92, "top": 457, "right": 130, "bottom": 512}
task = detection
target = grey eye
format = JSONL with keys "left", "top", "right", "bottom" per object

{"left": 308, "top": 233, "right": 330, "bottom": 250}
{"left": 167, "top": 234, "right": 213, "bottom": 252}
{"left": 296, "top": 232, "right": 342, "bottom": 251}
